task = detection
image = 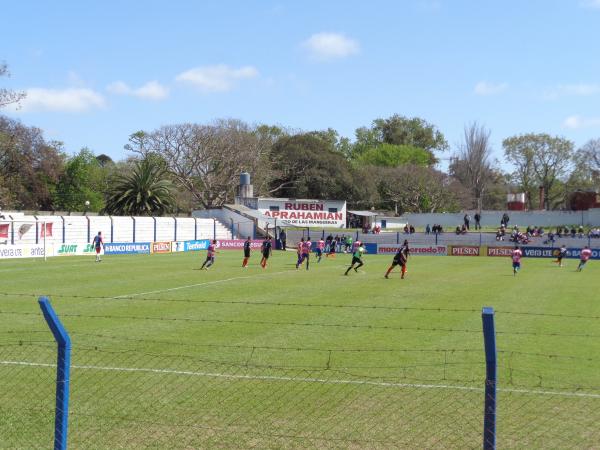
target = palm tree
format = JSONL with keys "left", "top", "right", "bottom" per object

{"left": 104, "top": 158, "right": 176, "bottom": 216}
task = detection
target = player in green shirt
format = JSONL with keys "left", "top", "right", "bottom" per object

{"left": 344, "top": 244, "right": 365, "bottom": 275}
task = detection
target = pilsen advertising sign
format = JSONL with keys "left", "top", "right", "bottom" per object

{"left": 257, "top": 199, "right": 347, "bottom": 228}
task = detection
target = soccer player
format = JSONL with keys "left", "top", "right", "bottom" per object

{"left": 92, "top": 231, "right": 103, "bottom": 262}
{"left": 260, "top": 237, "right": 272, "bottom": 268}
{"left": 511, "top": 245, "right": 523, "bottom": 276}
{"left": 554, "top": 245, "right": 567, "bottom": 267}
{"left": 577, "top": 245, "right": 593, "bottom": 272}
{"left": 301, "top": 237, "right": 312, "bottom": 270}
{"left": 385, "top": 240, "right": 409, "bottom": 279}
{"left": 201, "top": 240, "right": 217, "bottom": 270}
{"left": 295, "top": 238, "right": 305, "bottom": 269}
{"left": 316, "top": 238, "right": 325, "bottom": 262}
{"left": 242, "top": 236, "right": 251, "bottom": 268}
{"left": 344, "top": 243, "right": 365, "bottom": 275}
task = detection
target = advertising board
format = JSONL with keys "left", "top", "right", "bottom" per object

{"left": 377, "top": 244, "right": 447, "bottom": 256}
{"left": 449, "top": 246, "right": 481, "bottom": 256}
{"left": 104, "top": 242, "right": 151, "bottom": 255}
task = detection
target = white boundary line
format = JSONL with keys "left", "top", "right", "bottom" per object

{"left": 112, "top": 271, "right": 289, "bottom": 298}
{"left": 2, "top": 360, "right": 600, "bottom": 399}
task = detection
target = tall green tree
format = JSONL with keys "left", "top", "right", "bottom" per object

{"left": 104, "top": 158, "right": 175, "bottom": 216}
{"left": 54, "top": 148, "right": 106, "bottom": 212}
{"left": 356, "top": 143, "right": 434, "bottom": 167}
{"left": 269, "top": 133, "right": 355, "bottom": 199}
{"left": 503, "top": 133, "right": 574, "bottom": 210}
{"left": 352, "top": 114, "right": 448, "bottom": 164}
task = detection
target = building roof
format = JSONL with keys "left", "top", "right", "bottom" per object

{"left": 348, "top": 210, "right": 379, "bottom": 217}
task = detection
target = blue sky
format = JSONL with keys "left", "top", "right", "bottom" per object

{"left": 2, "top": 0, "right": 600, "bottom": 166}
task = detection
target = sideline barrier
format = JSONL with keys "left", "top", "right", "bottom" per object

{"left": 104, "top": 243, "right": 151, "bottom": 255}
{"left": 449, "top": 245, "right": 481, "bottom": 256}
{"left": 0, "top": 243, "right": 52, "bottom": 259}
{"left": 377, "top": 244, "right": 447, "bottom": 256}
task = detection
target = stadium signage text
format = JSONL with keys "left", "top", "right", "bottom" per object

{"left": 56, "top": 243, "right": 97, "bottom": 256}
{"left": 104, "top": 242, "right": 151, "bottom": 255}
{"left": 257, "top": 199, "right": 347, "bottom": 228}
{"left": 152, "top": 242, "right": 172, "bottom": 254}
{"left": 377, "top": 245, "right": 447, "bottom": 256}
{"left": 184, "top": 240, "right": 210, "bottom": 251}
{"left": 0, "top": 244, "right": 49, "bottom": 259}
{"left": 216, "top": 239, "right": 263, "bottom": 250}
{"left": 450, "top": 246, "right": 480, "bottom": 256}
{"left": 487, "top": 247, "right": 513, "bottom": 257}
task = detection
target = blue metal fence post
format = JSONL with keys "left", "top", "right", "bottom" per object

{"left": 35, "top": 219, "right": 39, "bottom": 244}
{"left": 110, "top": 216, "right": 114, "bottom": 243}
{"left": 61, "top": 216, "right": 66, "bottom": 244}
{"left": 152, "top": 217, "right": 157, "bottom": 242}
{"left": 194, "top": 217, "right": 198, "bottom": 240}
{"left": 174, "top": 217, "right": 178, "bottom": 241}
{"left": 38, "top": 297, "right": 71, "bottom": 450}
{"left": 213, "top": 219, "right": 216, "bottom": 240}
{"left": 482, "top": 306, "right": 497, "bottom": 450}
{"left": 396, "top": 232, "right": 399, "bottom": 244}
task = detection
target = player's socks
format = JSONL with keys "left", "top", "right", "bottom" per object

{"left": 401, "top": 266, "right": 406, "bottom": 279}
{"left": 385, "top": 267, "right": 393, "bottom": 277}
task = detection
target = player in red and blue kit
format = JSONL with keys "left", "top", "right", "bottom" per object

{"left": 92, "top": 231, "right": 103, "bottom": 262}
{"left": 260, "top": 237, "right": 272, "bottom": 268}
{"left": 301, "top": 238, "right": 312, "bottom": 270}
{"left": 316, "top": 238, "right": 325, "bottom": 263}
{"left": 201, "top": 240, "right": 217, "bottom": 270}
{"left": 242, "top": 236, "right": 251, "bottom": 268}
{"left": 295, "top": 238, "right": 305, "bottom": 269}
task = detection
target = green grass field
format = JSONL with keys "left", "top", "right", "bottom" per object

{"left": 1, "top": 250, "right": 599, "bottom": 449}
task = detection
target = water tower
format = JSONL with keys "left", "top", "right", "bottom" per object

{"left": 238, "top": 172, "right": 254, "bottom": 199}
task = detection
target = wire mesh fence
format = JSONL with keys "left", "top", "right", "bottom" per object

{"left": 2, "top": 305, "right": 600, "bottom": 449}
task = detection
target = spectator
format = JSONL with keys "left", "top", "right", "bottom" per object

{"left": 526, "top": 226, "right": 534, "bottom": 236}
{"left": 570, "top": 227, "right": 577, "bottom": 238}
{"left": 425, "top": 224, "right": 431, "bottom": 234}
{"left": 578, "top": 226, "right": 585, "bottom": 238}
{"left": 464, "top": 214, "right": 471, "bottom": 231}
{"left": 456, "top": 226, "right": 462, "bottom": 235}
{"left": 279, "top": 229, "right": 287, "bottom": 251}
{"left": 409, "top": 224, "right": 415, "bottom": 234}
{"left": 496, "top": 227, "right": 505, "bottom": 241}
{"left": 501, "top": 212, "right": 510, "bottom": 227}
{"left": 404, "top": 224, "right": 410, "bottom": 234}
{"left": 544, "top": 231, "right": 555, "bottom": 244}
{"left": 537, "top": 226, "right": 544, "bottom": 237}
{"left": 474, "top": 212, "right": 481, "bottom": 230}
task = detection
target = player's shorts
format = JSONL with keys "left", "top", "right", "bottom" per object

{"left": 262, "top": 251, "right": 270, "bottom": 259}
{"left": 580, "top": 260, "right": 588, "bottom": 266}
{"left": 392, "top": 258, "right": 405, "bottom": 267}
{"left": 95, "top": 246, "right": 101, "bottom": 254}
{"left": 316, "top": 249, "right": 322, "bottom": 257}
{"left": 512, "top": 262, "right": 520, "bottom": 269}
{"left": 206, "top": 255, "right": 215, "bottom": 262}
{"left": 244, "top": 250, "right": 251, "bottom": 257}
{"left": 351, "top": 256, "right": 362, "bottom": 265}
{"left": 302, "top": 252, "right": 309, "bottom": 258}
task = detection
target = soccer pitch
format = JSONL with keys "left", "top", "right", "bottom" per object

{"left": 1, "top": 250, "right": 599, "bottom": 449}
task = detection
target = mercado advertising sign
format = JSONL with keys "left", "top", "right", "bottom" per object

{"left": 377, "top": 244, "right": 447, "bottom": 256}
{"left": 152, "top": 241, "right": 172, "bottom": 254}
{"left": 487, "top": 247, "right": 514, "bottom": 257}
{"left": 184, "top": 240, "right": 210, "bottom": 252}
{"left": 104, "top": 242, "right": 151, "bottom": 255}
{"left": 0, "top": 244, "right": 53, "bottom": 259}
{"left": 216, "top": 239, "right": 263, "bottom": 250}
{"left": 56, "top": 243, "right": 99, "bottom": 256}
{"left": 450, "top": 246, "right": 480, "bottom": 256}
{"left": 258, "top": 199, "right": 347, "bottom": 228}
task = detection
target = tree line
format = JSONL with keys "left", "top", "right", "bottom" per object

{"left": 1, "top": 64, "right": 599, "bottom": 216}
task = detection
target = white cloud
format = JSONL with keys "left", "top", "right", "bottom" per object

{"left": 581, "top": 0, "right": 600, "bottom": 9}
{"left": 563, "top": 115, "right": 600, "bottom": 129}
{"left": 175, "top": 65, "right": 259, "bottom": 93}
{"left": 107, "top": 80, "right": 169, "bottom": 100}
{"left": 17, "top": 88, "right": 105, "bottom": 113}
{"left": 474, "top": 81, "right": 508, "bottom": 96}
{"left": 302, "top": 32, "right": 360, "bottom": 61}
{"left": 544, "top": 83, "right": 600, "bottom": 99}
